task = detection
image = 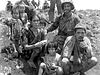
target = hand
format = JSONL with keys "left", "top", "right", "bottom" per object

{"left": 44, "top": 29, "right": 47, "bottom": 35}
{"left": 34, "top": 40, "right": 47, "bottom": 47}
{"left": 51, "top": 63, "right": 58, "bottom": 69}
{"left": 18, "top": 46, "right": 23, "bottom": 53}
{"left": 80, "top": 42, "right": 88, "bottom": 49}
{"left": 62, "top": 58, "right": 69, "bottom": 63}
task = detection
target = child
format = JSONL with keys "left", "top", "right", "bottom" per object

{"left": 38, "top": 42, "right": 63, "bottom": 75}
{"left": 11, "top": 6, "right": 23, "bottom": 55}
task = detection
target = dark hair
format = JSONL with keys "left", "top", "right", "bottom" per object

{"left": 45, "top": 42, "right": 58, "bottom": 54}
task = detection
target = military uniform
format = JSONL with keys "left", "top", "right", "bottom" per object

{"left": 47, "top": 14, "right": 80, "bottom": 54}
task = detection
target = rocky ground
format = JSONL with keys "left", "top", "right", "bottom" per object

{"left": 0, "top": 10, "right": 100, "bottom": 75}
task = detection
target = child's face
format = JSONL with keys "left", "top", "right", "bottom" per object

{"left": 48, "top": 47, "right": 56, "bottom": 55}
{"left": 19, "top": 6, "right": 25, "bottom": 13}
{"left": 12, "top": 10, "right": 19, "bottom": 19}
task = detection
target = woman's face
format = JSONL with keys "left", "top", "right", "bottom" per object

{"left": 32, "top": 16, "right": 40, "bottom": 28}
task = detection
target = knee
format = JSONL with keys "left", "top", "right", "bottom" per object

{"left": 40, "top": 63, "right": 46, "bottom": 68}
{"left": 90, "top": 57, "right": 98, "bottom": 66}
{"left": 61, "top": 58, "right": 70, "bottom": 70}
{"left": 61, "top": 58, "right": 70, "bottom": 64}
{"left": 56, "top": 67, "right": 63, "bottom": 75}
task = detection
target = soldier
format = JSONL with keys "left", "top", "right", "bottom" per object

{"left": 45, "top": 0, "right": 80, "bottom": 54}
{"left": 61, "top": 23, "right": 97, "bottom": 75}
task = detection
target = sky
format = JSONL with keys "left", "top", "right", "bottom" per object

{"left": 0, "top": 0, "right": 100, "bottom": 11}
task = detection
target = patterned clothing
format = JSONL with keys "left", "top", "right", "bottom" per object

{"left": 43, "top": 53, "right": 61, "bottom": 66}
{"left": 12, "top": 19, "right": 23, "bottom": 40}
{"left": 22, "top": 28, "right": 45, "bottom": 60}
{"left": 9, "top": 18, "right": 23, "bottom": 53}
{"left": 41, "top": 53, "right": 61, "bottom": 75}
{"left": 19, "top": 13, "right": 28, "bottom": 25}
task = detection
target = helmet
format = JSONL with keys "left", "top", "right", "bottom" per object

{"left": 74, "top": 23, "right": 86, "bottom": 32}
{"left": 61, "top": 0, "right": 74, "bottom": 10}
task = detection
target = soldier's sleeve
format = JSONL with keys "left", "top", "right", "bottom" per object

{"left": 62, "top": 36, "right": 72, "bottom": 58}
{"left": 47, "top": 17, "right": 60, "bottom": 33}
{"left": 85, "top": 37, "right": 93, "bottom": 58}
{"left": 74, "top": 15, "right": 80, "bottom": 25}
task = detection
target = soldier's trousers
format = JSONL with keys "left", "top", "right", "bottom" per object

{"left": 61, "top": 57, "right": 97, "bottom": 75}
{"left": 48, "top": 0, "right": 62, "bottom": 22}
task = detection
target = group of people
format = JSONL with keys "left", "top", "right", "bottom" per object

{"left": 3, "top": 0, "right": 98, "bottom": 75}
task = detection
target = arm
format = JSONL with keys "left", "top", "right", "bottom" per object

{"left": 24, "top": 40, "right": 47, "bottom": 50}
{"left": 74, "top": 16, "right": 80, "bottom": 25}
{"left": 85, "top": 37, "right": 93, "bottom": 58}
{"left": 21, "top": 29, "right": 35, "bottom": 50}
{"left": 47, "top": 17, "right": 60, "bottom": 33}
{"left": 62, "top": 36, "right": 73, "bottom": 59}
{"left": 80, "top": 37, "right": 93, "bottom": 58}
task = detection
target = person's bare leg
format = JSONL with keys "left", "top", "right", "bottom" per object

{"left": 38, "top": 63, "right": 46, "bottom": 75}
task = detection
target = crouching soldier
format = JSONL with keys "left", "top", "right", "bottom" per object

{"left": 61, "top": 23, "right": 97, "bottom": 75}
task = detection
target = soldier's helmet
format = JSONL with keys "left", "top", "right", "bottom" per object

{"left": 74, "top": 23, "right": 86, "bottom": 33}
{"left": 61, "top": 0, "right": 74, "bottom": 10}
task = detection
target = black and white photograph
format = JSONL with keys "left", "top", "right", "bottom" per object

{"left": 0, "top": 0, "right": 100, "bottom": 75}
